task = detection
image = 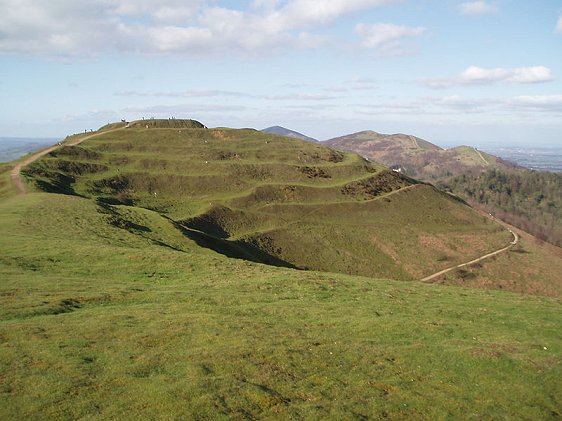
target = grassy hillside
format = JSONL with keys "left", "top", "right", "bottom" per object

{"left": 427, "top": 224, "right": 562, "bottom": 297}
{"left": 19, "top": 121, "right": 511, "bottom": 282}
{"left": 324, "top": 130, "right": 562, "bottom": 249}
{"left": 1, "top": 191, "right": 560, "bottom": 419}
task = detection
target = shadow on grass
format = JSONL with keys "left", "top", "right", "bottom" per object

{"left": 510, "top": 248, "right": 531, "bottom": 254}
{"left": 171, "top": 218, "right": 298, "bottom": 269}
{"left": 27, "top": 173, "right": 79, "bottom": 196}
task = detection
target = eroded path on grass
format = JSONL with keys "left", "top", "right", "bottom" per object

{"left": 475, "top": 149, "right": 489, "bottom": 165}
{"left": 421, "top": 222, "right": 519, "bottom": 282}
{"left": 10, "top": 128, "right": 124, "bottom": 194}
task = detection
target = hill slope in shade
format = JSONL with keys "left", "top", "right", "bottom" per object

{"left": 325, "top": 130, "right": 517, "bottom": 180}
{"left": 261, "top": 125, "right": 318, "bottom": 142}
{"left": 20, "top": 119, "right": 511, "bottom": 283}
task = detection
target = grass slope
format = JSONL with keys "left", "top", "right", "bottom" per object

{"left": 429, "top": 225, "right": 562, "bottom": 297}
{"left": 20, "top": 123, "right": 510, "bottom": 282}
{"left": 0, "top": 192, "right": 560, "bottom": 420}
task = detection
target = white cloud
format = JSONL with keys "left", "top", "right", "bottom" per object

{"left": 115, "top": 89, "right": 254, "bottom": 98}
{"left": 0, "top": 0, "right": 400, "bottom": 56}
{"left": 459, "top": 1, "right": 498, "bottom": 15}
{"left": 355, "top": 23, "right": 426, "bottom": 53}
{"left": 429, "top": 94, "right": 562, "bottom": 114}
{"left": 347, "top": 77, "right": 379, "bottom": 90}
{"left": 424, "top": 65, "right": 554, "bottom": 88}
{"left": 297, "top": 32, "right": 331, "bottom": 48}
{"left": 273, "top": 0, "right": 397, "bottom": 28}
{"left": 556, "top": 15, "right": 562, "bottom": 33}
{"left": 354, "top": 94, "right": 562, "bottom": 118}
{"left": 460, "top": 66, "right": 510, "bottom": 83}
{"left": 114, "top": 89, "right": 340, "bottom": 101}
{"left": 508, "top": 95, "right": 562, "bottom": 111}
{"left": 433, "top": 95, "right": 498, "bottom": 112}
{"left": 507, "top": 66, "right": 553, "bottom": 83}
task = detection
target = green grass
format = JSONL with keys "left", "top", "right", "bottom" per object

{"left": 0, "top": 192, "right": 560, "bottom": 420}
{"left": 0, "top": 163, "right": 13, "bottom": 198}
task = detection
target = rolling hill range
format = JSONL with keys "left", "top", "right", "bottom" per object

{"left": 18, "top": 120, "right": 514, "bottom": 282}
{"left": 1, "top": 120, "right": 561, "bottom": 419}
{"left": 325, "top": 130, "right": 518, "bottom": 181}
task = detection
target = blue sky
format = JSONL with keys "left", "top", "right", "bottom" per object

{"left": 1, "top": 0, "right": 561, "bottom": 146}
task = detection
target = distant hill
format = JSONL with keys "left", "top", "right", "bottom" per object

{"left": 0, "top": 137, "right": 57, "bottom": 162}
{"left": 2, "top": 119, "right": 561, "bottom": 419}
{"left": 261, "top": 126, "right": 317, "bottom": 142}
{"left": 326, "top": 130, "right": 561, "bottom": 248}
{"left": 325, "top": 131, "right": 517, "bottom": 180}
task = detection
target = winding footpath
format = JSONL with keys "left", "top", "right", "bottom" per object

{"left": 10, "top": 128, "right": 123, "bottom": 194}
{"left": 475, "top": 148, "right": 489, "bottom": 165}
{"left": 421, "top": 223, "right": 519, "bottom": 282}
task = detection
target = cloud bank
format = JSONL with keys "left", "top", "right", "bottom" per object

{"left": 0, "top": 0, "right": 400, "bottom": 56}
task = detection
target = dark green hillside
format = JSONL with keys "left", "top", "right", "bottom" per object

{"left": 21, "top": 121, "right": 510, "bottom": 281}
{"left": 440, "top": 169, "right": 562, "bottom": 247}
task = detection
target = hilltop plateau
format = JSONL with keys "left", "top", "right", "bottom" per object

{"left": 0, "top": 120, "right": 560, "bottom": 419}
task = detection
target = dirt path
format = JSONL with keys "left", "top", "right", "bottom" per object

{"left": 10, "top": 128, "right": 123, "bottom": 194}
{"left": 409, "top": 136, "right": 419, "bottom": 149}
{"left": 475, "top": 149, "right": 489, "bottom": 165}
{"left": 421, "top": 223, "right": 519, "bottom": 282}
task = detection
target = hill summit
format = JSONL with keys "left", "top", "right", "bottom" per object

{"left": 261, "top": 126, "right": 317, "bottom": 142}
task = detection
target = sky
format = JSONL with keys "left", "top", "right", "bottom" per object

{"left": 0, "top": 0, "right": 561, "bottom": 146}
